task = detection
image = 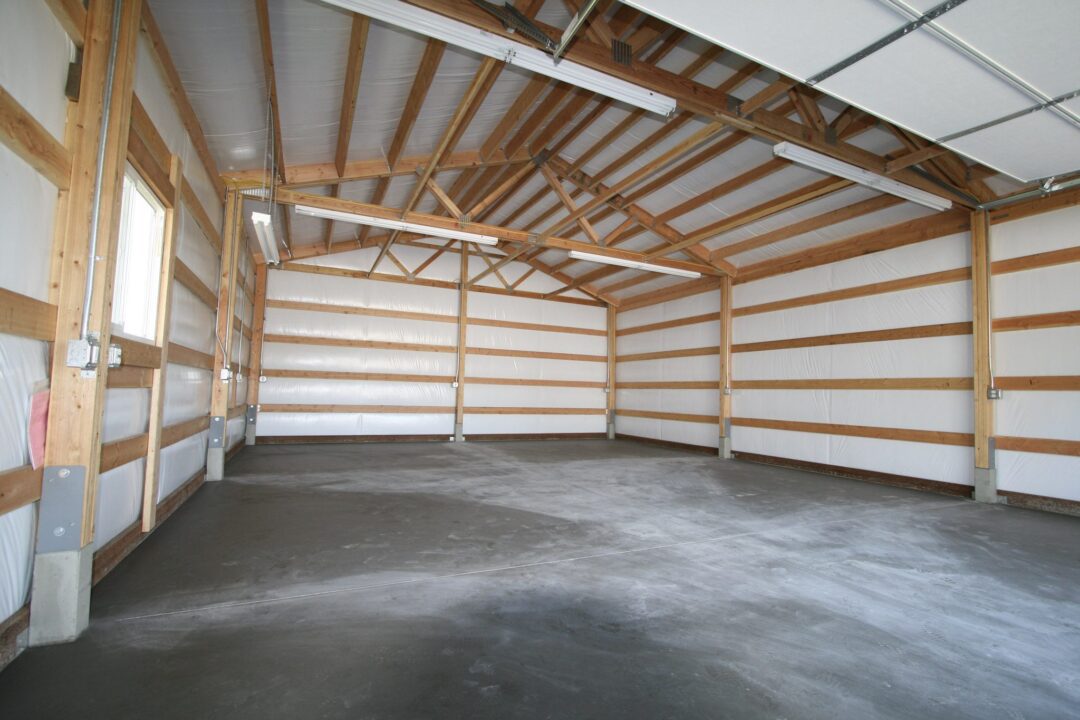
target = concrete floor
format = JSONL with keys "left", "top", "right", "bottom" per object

{"left": 1, "top": 440, "right": 1078, "bottom": 719}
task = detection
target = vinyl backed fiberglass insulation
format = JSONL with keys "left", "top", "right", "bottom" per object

{"left": 730, "top": 232, "right": 976, "bottom": 483}
{"left": 260, "top": 253, "right": 607, "bottom": 437}
{"left": 0, "top": 1, "right": 73, "bottom": 625}
{"left": 989, "top": 205, "right": 1080, "bottom": 501}
{"left": 616, "top": 289, "right": 723, "bottom": 448}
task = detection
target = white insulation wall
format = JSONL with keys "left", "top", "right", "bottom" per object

{"left": 990, "top": 206, "right": 1080, "bottom": 502}
{"left": 0, "top": 2, "right": 73, "bottom": 626}
{"left": 615, "top": 290, "right": 723, "bottom": 448}
{"left": 94, "top": 30, "right": 228, "bottom": 549}
{"left": 730, "top": 232, "right": 976, "bottom": 485}
{"left": 0, "top": 6, "right": 226, "bottom": 628}
{"left": 727, "top": 205, "right": 1079, "bottom": 504}
{"left": 258, "top": 247, "right": 606, "bottom": 438}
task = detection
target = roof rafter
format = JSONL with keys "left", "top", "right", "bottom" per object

{"left": 324, "top": 13, "right": 371, "bottom": 251}
{"left": 404, "top": 0, "right": 980, "bottom": 208}
{"left": 360, "top": 37, "right": 445, "bottom": 250}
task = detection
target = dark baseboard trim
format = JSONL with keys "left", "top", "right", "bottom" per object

{"left": 0, "top": 605, "right": 29, "bottom": 672}
{"left": 225, "top": 442, "right": 245, "bottom": 461}
{"left": 92, "top": 471, "right": 206, "bottom": 586}
{"left": 616, "top": 433, "right": 719, "bottom": 455}
{"left": 256, "top": 434, "right": 449, "bottom": 445}
{"left": 465, "top": 433, "right": 608, "bottom": 442}
{"left": 732, "top": 451, "right": 973, "bottom": 498}
{"left": 1000, "top": 490, "right": 1080, "bottom": 517}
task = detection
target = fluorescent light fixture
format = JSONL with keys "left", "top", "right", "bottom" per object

{"left": 568, "top": 250, "right": 701, "bottom": 279}
{"left": 251, "top": 211, "right": 279, "bottom": 264}
{"left": 773, "top": 142, "right": 953, "bottom": 211}
{"left": 295, "top": 205, "right": 499, "bottom": 246}
{"left": 320, "top": 0, "right": 677, "bottom": 117}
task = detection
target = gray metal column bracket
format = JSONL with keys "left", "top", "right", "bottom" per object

{"left": 245, "top": 405, "right": 258, "bottom": 423}
{"left": 208, "top": 416, "right": 226, "bottom": 448}
{"left": 36, "top": 466, "right": 88, "bottom": 553}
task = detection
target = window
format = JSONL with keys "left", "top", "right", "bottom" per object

{"left": 112, "top": 167, "right": 166, "bottom": 341}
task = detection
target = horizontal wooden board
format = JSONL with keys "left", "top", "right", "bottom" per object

{"left": 616, "top": 311, "right": 722, "bottom": 336}
{"left": 161, "top": 415, "right": 210, "bottom": 447}
{"left": 267, "top": 298, "right": 455, "bottom": 324}
{"left": 264, "top": 333, "right": 455, "bottom": 354}
{"left": 734, "top": 210, "right": 971, "bottom": 284}
{"left": 168, "top": 342, "right": 215, "bottom": 370}
{"left": 114, "top": 336, "right": 162, "bottom": 369}
{"left": 0, "top": 84, "right": 71, "bottom": 189}
{"left": 127, "top": 128, "right": 173, "bottom": 207}
{"left": 616, "top": 278, "right": 720, "bottom": 312}
{"left": 262, "top": 369, "right": 455, "bottom": 383}
{"left": 466, "top": 346, "right": 606, "bottom": 363}
{"left": 0, "top": 288, "right": 57, "bottom": 341}
{"left": 733, "top": 377, "right": 973, "bottom": 390}
{"left": 991, "top": 245, "right": 1080, "bottom": 275}
{"left": 993, "top": 310, "right": 1080, "bottom": 333}
{"left": 106, "top": 366, "right": 155, "bottom": 388}
{"left": 616, "top": 381, "right": 718, "bottom": 390}
{"left": 994, "top": 375, "right": 1080, "bottom": 391}
{"left": 732, "top": 322, "right": 972, "bottom": 353}
{"left": 0, "top": 464, "right": 42, "bottom": 515}
{"left": 731, "top": 417, "right": 974, "bottom": 447}
{"left": 617, "top": 346, "right": 720, "bottom": 363}
{"left": 181, "top": 178, "right": 222, "bottom": 253}
{"left": 100, "top": 433, "right": 149, "bottom": 473}
{"left": 995, "top": 436, "right": 1080, "bottom": 457}
{"left": 261, "top": 404, "right": 455, "bottom": 414}
{"left": 733, "top": 267, "right": 970, "bottom": 317}
{"left": 467, "top": 316, "right": 606, "bottom": 336}
{"left": 465, "top": 407, "right": 606, "bottom": 415}
{"left": 130, "top": 95, "right": 170, "bottom": 173}
{"left": 174, "top": 259, "right": 218, "bottom": 309}
{"left": 615, "top": 409, "right": 720, "bottom": 424}
{"left": 467, "top": 376, "right": 606, "bottom": 388}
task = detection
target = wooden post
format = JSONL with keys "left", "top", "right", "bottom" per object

{"left": 971, "top": 209, "right": 998, "bottom": 502}
{"left": 454, "top": 244, "right": 469, "bottom": 441}
{"left": 207, "top": 189, "right": 242, "bottom": 479}
{"left": 245, "top": 263, "right": 268, "bottom": 444}
{"left": 31, "top": 0, "right": 141, "bottom": 645}
{"left": 718, "top": 275, "right": 733, "bottom": 458}
{"left": 606, "top": 304, "right": 616, "bottom": 439}
{"left": 141, "top": 155, "right": 183, "bottom": 531}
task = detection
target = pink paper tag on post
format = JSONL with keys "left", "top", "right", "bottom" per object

{"left": 28, "top": 389, "right": 49, "bottom": 469}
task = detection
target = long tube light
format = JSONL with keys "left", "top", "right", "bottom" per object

{"left": 319, "top": 0, "right": 677, "bottom": 117}
{"left": 773, "top": 142, "right": 953, "bottom": 211}
{"left": 295, "top": 205, "right": 499, "bottom": 245}
{"left": 568, "top": 250, "right": 701, "bottom": 279}
{"left": 251, "top": 211, "right": 279, "bottom": 264}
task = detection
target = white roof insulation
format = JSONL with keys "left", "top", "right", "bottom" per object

{"left": 625, "top": 0, "right": 1080, "bottom": 182}
{"left": 150, "top": 0, "right": 1040, "bottom": 287}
